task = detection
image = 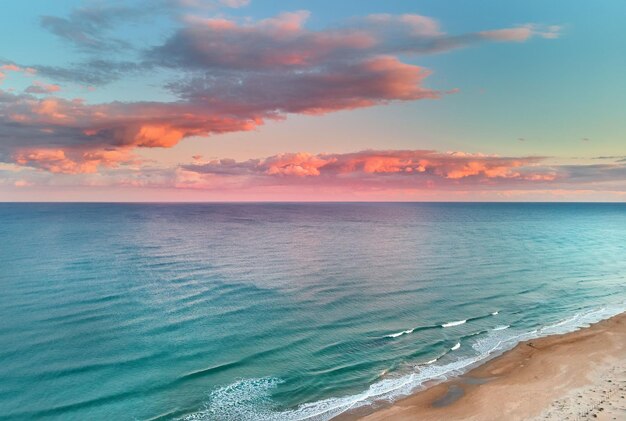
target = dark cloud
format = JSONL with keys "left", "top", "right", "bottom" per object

{"left": 592, "top": 156, "right": 626, "bottom": 161}
{"left": 24, "top": 82, "right": 61, "bottom": 94}
{"left": 558, "top": 164, "right": 626, "bottom": 183}
{"left": 38, "top": 0, "right": 253, "bottom": 53}
{"left": 33, "top": 60, "right": 143, "bottom": 86}
{"left": 167, "top": 56, "right": 440, "bottom": 116}
{"left": 40, "top": 3, "right": 139, "bottom": 52}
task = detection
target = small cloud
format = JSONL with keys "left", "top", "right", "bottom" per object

{"left": 479, "top": 24, "right": 561, "bottom": 43}
{"left": 0, "top": 63, "right": 37, "bottom": 77}
{"left": 192, "top": 154, "right": 203, "bottom": 161}
{"left": 25, "top": 81, "right": 62, "bottom": 94}
{"left": 14, "top": 180, "right": 33, "bottom": 187}
{"left": 582, "top": 137, "right": 591, "bottom": 142}
{"left": 517, "top": 137, "right": 526, "bottom": 142}
{"left": 219, "top": 0, "right": 250, "bottom": 7}
{"left": 592, "top": 156, "right": 626, "bottom": 160}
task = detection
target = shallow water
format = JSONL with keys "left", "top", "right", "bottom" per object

{"left": 0, "top": 203, "right": 624, "bottom": 420}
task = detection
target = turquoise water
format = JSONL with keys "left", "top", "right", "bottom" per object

{"left": 0, "top": 203, "right": 625, "bottom": 420}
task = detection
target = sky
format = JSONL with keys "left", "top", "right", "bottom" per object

{"left": 0, "top": 0, "right": 625, "bottom": 201}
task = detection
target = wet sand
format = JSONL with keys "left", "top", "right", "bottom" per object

{"left": 337, "top": 312, "right": 626, "bottom": 421}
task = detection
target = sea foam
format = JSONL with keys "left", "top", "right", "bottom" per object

{"left": 181, "top": 303, "right": 626, "bottom": 421}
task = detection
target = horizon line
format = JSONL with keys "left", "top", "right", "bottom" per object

{"left": 1, "top": 201, "right": 624, "bottom": 205}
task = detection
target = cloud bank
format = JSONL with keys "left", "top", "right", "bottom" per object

{"left": 3, "top": 149, "right": 625, "bottom": 202}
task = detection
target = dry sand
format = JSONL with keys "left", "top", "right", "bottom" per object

{"left": 336, "top": 312, "right": 626, "bottom": 421}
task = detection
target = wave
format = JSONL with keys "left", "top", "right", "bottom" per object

{"left": 181, "top": 303, "right": 625, "bottom": 421}
{"left": 416, "top": 349, "right": 448, "bottom": 367}
{"left": 442, "top": 311, "right": 500, "bottom": 328}
{"left": 387, "top": 311, "right": 501, "bottom": 337}
{"left": 383, "top": 323, "right": 440, "bottom": 339}
{"left": 493, "top": 325, "right": 510, "bottom": 331}
{"left": 441, "top": 319, "right": 466, "bottom": 328}
{"left": 385, "top": 329, "right": 413, "bottom": 338}
{"left": 462, "top": 329, "right": 489, "bottom": 339}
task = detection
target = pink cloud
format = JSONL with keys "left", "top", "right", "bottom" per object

{"left": 25, "top": 81, "right": 62, "bottom": 94}
{"left": 150, "top": 12, "right": 553, "bottom": 72}
{"left": 1, "top": 12, "right": 561, "bottom": 174}
{"left": 13, "top": 179, "right": 34, "bottom": 187}
{"left": 0, "top": 64, "right": 36, "bottom": 75}
{"left": 13, "top": 147, "right": 136, "bottom": 174}
{"left": 479, "top": 24, "right": 561, "bottom": 42}
{"left": 157, "top": 11, "right": 377, "bottom": 70}
{"left": 1, "top": 56, "right": 440, "bottom": 173}
{"left": 148, "top": 150, "right": 626, "bottom": 200}
{"left": 5, "top": 149, "right": 624, "bottom": 202}
{"left": 182, "top": 150, "right": 554, "bottom": 183}
{"left": 265, "top": 153, "right": 334, "bottom": 176}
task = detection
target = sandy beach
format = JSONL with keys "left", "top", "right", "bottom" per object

{"left": 338, "top": 312, "right": 626, "bottom": 421}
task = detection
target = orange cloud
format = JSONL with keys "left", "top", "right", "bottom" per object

{"left": 13, "top": 179, "right": 34, "bottom": 187}
{"left": 133, "top": 125, "right": 186, "bottom": 148}
{"left": 183, "top": 149, "right": 554, "bottom": 184}
{"left": 265, "top": 153, "right": 334, "bottom": 176}
{"left": 7, "top": 149, "right": 624, "bottom": 201}
{"left": 14, "top": 147, "right": 136, "bottom": 174}
{"left": 1, "top": 11, "right": 561, "bottom": 175}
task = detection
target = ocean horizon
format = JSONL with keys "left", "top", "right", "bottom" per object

{"left": 1, "top": 202, "right": 625, "bottom": 420}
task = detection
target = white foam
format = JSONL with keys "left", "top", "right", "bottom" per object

{"left": 183, "top": 355, "right": 495, "bottom": 421}
{"left": 537, "top": 305, "right": 625, "bottom": 336}
{"left": 493, "top": 325, "right": 509, "bottom": 331}
{"left": 182, "top": 303, "right": 626, "bottom": 421}
{"left": 491, "top": 311, "right": 499, "bottom": 316}
{"left": 385, "top": 329, "right": 413, "bottom": 338}
{"left": 450, "top": 342, "right": 460, "bottom": 351}
{"left": 442, "top": 319, "right": 466, "bottom": 327}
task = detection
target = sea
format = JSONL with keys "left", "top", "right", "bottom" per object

{"left": 0, "top": 203, "right": 624, "bottom": 420}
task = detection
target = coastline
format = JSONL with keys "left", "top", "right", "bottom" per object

{"left": 336, "top": 312, "right": 626, "bottom": 421}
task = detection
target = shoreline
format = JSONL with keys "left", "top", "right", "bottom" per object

{"left": 335, "top": 312, "right": 626, "bottom": 421}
